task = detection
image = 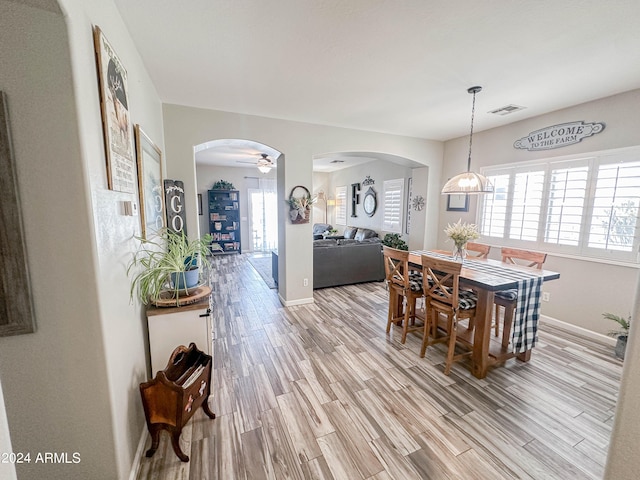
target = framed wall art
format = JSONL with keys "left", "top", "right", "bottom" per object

{"left": 446, "top": 194, "right": 469, "bottom": 212}
{"left": 93, "top": 25, "right": 136, "bottom": 194}
{"left": 0, "top": 91, "right": 36, "bottom": 336}
{"left": 405, "top": 177, "right": 412, "bottom": 234}
{"left": 135, "top": 125, "right": 165, "bottom": 238}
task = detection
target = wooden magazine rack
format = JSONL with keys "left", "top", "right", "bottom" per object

{"left": 139, "top": 343, "right": 215, "bottom": 462}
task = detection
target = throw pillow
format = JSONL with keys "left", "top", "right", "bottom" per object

{"left": 354, "top": 228, "right": 376, "bottom": 241}
{"left": 343, "top": 226, "right": 358, "bottom": 239}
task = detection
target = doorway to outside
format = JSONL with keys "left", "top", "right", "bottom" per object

{"left": 248, "top": 178, "right": 278, "bottom": 252}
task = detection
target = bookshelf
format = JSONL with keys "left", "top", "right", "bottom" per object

{"left": 208, "top": 189, "right": 241, "bottom": 254}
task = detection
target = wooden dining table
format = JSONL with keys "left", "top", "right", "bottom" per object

{"left": 408, "top": 250, "right": 560, "bottom": 379}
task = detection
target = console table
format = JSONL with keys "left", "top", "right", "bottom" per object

{"left": 146, "top": 293, "right": 212, "bottom": 375}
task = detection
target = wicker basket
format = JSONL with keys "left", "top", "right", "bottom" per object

{"left": 288, "top": 185, "right": 312, "bottom": 224}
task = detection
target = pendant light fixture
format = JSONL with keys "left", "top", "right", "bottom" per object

{"left": 441, "top": 86, "right": 494, "bottom": 194}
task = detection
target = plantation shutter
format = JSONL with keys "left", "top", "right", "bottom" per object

{"left": 335, "top": 185, "right": 347, "bottom": 225}
{"left": 588, "top": 160, "right": 640, "bottom": 251}
{"left": 382, "top": 179, "right": 404, "bottom": 233}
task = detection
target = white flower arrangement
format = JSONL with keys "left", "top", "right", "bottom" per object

{"left": 444, "top": 219, "right": 480, "bottom": 248}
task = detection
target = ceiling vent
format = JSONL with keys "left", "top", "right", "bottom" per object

{"left": 489, "top": 104, "right": 526, "bottom": 116}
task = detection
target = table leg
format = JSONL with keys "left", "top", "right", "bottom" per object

{"left": 517, "top": 350, "right": 532, "bottom": 362}
{"left": 471, "top": 288, "right": 494, "bottom": 379}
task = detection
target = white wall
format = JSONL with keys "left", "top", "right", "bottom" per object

{"left": 605, "top": 270, "right": 640, "bottom": 479}
{"left": 440, "top": 90, "right": 640, "bottom": 336}
{"left": 0, "top": 379, "right": 17, "bottom": 480}
{"left": 0, "top": 0, "right": 164, "bottom": 478}
{"left": 163, "top": 104, "right": 443, "bottom": 304}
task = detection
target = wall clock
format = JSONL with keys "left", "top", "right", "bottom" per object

{"left": 363, "top": 187, "right": 377, "bottom": 217}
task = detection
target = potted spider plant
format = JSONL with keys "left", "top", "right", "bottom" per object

{"left": 603, "top": 312, "right": 631, "bottom": 360}
{"left": 127, "top": 228, "right": 219, "bottom": 305}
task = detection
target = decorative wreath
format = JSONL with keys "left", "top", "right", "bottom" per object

{"left": 287, "top": 185, "right": 314, "bottom": 224}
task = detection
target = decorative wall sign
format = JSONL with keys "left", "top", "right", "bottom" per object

{"left": 351, "top": 183, "right": 360, "bottom": 217}
{"left": 362, "top": 175, "right": 375, "bottom": 186}
{"left": 1, "top": 92, "right": 36, "bottom": 336}
{"left": 405, "top": 178, "right": 412, "bottom": 234}
{"left": 135, "top": 125, "right": 164, "bottom": 238}
{"left": 514, "top": 121, "right": 605, "bottom": 151}
{"left": 94, "top": 26, "right": 136, "bottom": 193}
{"left": 164, "top": 179, "right": 187, "bottom": 234}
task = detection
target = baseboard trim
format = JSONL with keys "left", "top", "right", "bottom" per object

{"left": 278, "top": 294, "right": 315, "bottom": 307}
{"left": 540, "top": 314, "right": 616, "bottom": 346}
{"left": 129, "top": 426, "right": 148, "bottom": 480}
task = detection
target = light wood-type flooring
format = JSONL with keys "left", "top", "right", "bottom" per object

{"left": 136, "top": 253, "right": 622, "bottom": 479}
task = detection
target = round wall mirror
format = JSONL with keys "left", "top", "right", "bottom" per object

{"left": 363, "top": 187, "right": 377, "bottom": 217}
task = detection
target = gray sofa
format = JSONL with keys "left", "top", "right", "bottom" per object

{"left": 313, "top": 227, "right": 385, "bottom": 289}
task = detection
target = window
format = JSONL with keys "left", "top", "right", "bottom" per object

{"left": 335, "top": 185, "right": 347, "bottom": 225}
{"left": 383, "top": 178, "right": 404, "bottom": 233}
{"left": 478, "top": 147, "right": 640, "bottom": 262}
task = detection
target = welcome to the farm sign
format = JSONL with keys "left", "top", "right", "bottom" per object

{"left": 514, "top": 121, "right": 605, "bottom": 151}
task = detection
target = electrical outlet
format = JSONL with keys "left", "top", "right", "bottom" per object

{"left": 542, "top": 292, "right": 550, "bottom": 302}
{"left": 303, "top": 278, "right": 308, "bottom": 287}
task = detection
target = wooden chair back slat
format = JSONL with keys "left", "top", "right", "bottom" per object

{"left": 500, "top": 247, "right": 547, "bottom": 269}
{"left": 466, "top": 242, "right": 491, "bottom": 259}
{"left": 383, "top": 246, "right": 410, "bottom": 289}
{"left": 421, "top": 255, "right": 462, "bottom": 311}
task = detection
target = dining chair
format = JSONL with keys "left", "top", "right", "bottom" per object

{"left": 466, "top": 242, "right": 491, "bottom": 259}
{"left": 494, "top": 247, "right": 547, "bottom": 347}
{"left": 420, "top": 255, "right": 477, "bottom": 375}
{"left": 382, "top": 246, "right": 424, "bottom": 344}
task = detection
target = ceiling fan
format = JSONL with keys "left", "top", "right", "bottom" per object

{"left": 236, "top": 153, "right": 275, "bottom": 173}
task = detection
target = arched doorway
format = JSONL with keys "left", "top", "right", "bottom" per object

{"left": 193, "top": 138, "right": 282, "bottom": 254}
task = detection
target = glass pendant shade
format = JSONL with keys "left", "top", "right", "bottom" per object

{"left": 441, "top": 171, "right": 493, "bottom": 194}
{"left": 257, "top": 164, "right": 272, "bottom": 173}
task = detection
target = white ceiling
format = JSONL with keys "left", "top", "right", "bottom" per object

{"left": 114, "top": 0, "right": 640, "bottom": 169}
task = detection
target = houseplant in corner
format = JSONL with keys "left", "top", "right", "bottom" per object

{"left": 382, "top": 233, "right": 408, "bottom": 251}
{"left": 127, "top": 228, "right": 218, "bottom": 305}
{"left": 603, "top": 312, "right": 631, "bottom": 360}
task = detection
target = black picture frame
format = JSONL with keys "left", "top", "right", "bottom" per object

{"left": 446, "top": 194, "right": 469, "bottom": 212}
{"left": 198, "top": 193, "right": 203, "bottom": 215}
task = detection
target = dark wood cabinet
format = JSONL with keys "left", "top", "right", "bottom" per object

{"left": 139, "top": 343, "right": 215, "bottom": 462}
{"left": 208, "top": 189, "right": 241, "bottom": 254}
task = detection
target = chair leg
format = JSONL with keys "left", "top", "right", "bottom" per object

{"left": 420, "top": 307, "right": 432, "bottom": 358}
{"left": 400, "top": 296, "right": 414, "bottom": 344}
{"left": 494, "top": 304, "right": 500, "bottom": 336}
{"left": 501, "top": 304, "right": 515, "bottom": 349}
{"left": 386, "top": 291, "right": 396, "bottom": 334}
{"left": 443, "top": 314, "right": 456, "bottom": 376}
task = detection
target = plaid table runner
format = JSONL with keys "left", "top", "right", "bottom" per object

{"left": 413, "top": 251, "right": 544, "bottom": 353}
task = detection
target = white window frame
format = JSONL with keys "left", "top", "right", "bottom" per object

{"left": 382, "top": 178, "right": 405, "bottom": 233}
{"left": 478, "top": 146, "right": 640, "bottom": 263}
{"left": 335, "top": 185, "right": 347, "bottom": 225}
